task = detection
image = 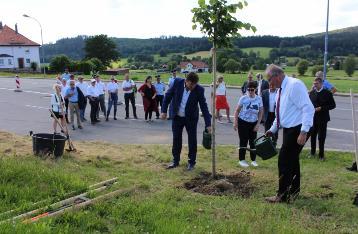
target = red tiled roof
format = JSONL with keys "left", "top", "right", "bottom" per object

{"left": 179, "top": 61, "right": 209, "bottom": 69}
{"left": 0, "top": 25, "right": 40, "bottom": 46}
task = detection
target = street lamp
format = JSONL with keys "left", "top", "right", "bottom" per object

{"left": 23, "top": 14, "right": 46, "bottom": 76}
{"left": 323, "top": 0, "right": 329, "bottom": 80}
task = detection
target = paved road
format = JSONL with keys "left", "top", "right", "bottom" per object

{"left": 0, "top": 77, "right": 357, "bottom": 151}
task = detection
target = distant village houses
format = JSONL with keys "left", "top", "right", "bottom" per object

{"left": 0, "top": 22, "right": 40, "bottom": 71}
{"left": 180, "top": 61, "right": 209, "bottom": 73}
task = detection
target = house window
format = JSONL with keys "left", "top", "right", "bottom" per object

{"left": 26, "top": 59, "right": 31, "bottom": 64}
{"left": 0, "top": 59, "right": 4, "bottom": 65}
{"left": 8, "top": 59, "right": 12, "bottom": 65}
{"left": 25, "top": 49, "right": 30, "bottom": 54}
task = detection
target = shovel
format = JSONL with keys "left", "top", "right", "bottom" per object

{"left": 49, "top": 109, "right": 76, "bottom": 152}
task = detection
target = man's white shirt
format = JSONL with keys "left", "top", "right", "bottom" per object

{"left": 122, "top": 80, "right": 135, "bottom": 94}
{"left": 269, "top": 76, "right": 314, "bottom": 133}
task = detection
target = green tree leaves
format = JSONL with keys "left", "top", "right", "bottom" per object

{"left": 84, "top": 35, "right": 119, "bottom": 67}
{"left": 192, "top": 0, "right": 256, "bottom": 48}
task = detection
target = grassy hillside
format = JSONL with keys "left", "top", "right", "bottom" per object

{"left": 241, "top": 47, "right": 272, "bottom": 59}
{"left": 186, "top": 51, "right": 211, "bottom": 59}
{"left": 0, "top": 131, "right": 357, "bottom": 233}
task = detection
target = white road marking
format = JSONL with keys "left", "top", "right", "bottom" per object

{"left": 0, "top": 87, "right": 51, "bottom": 95}
{"left": 25, "top": 105, "right": 48, "bottom": 110}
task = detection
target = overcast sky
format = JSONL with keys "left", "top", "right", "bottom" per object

{"left": 1, "top": 0, "right": 357, "bottom": 44}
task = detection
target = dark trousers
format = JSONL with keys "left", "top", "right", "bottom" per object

{"left": 89, "top": 98, "right": 99, "bottom": 123}
{"left": 145, "top": 111, "right": 153, "bottom": 120}
{"left": 264, "top": 112, "right": 278, "bottom": 143}
{"left": 97, "top": 94, "right": 106, "bottom": 118}
{"left": 80, "top": 100, "right": 87, "bottom": 121}
{"left": 310, "top": 120, "right": 328, "bottom": 158}
{"left": 155, "top": 95, "right": 164, "bottom": 117}
{"left": 124, "top": 93, "right": 137, "bottom": 118}
{"left": 278, "top": 125, "right": 304, "bottom": 201}
{"left": 64, "top": 98, "right": 69, "bottom": 123}
{"left": 107, "top": 93, "right": 118, "bottom": 117}
{"left": 238, "top": 118, "right": 257, "bottom": 161}
{"left": 172, "top": 116, "right": 198, "bottom": 165}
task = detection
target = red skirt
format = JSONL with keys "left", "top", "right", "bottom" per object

{"left": 216, "top": 95, "right": 229, "bottom": 109}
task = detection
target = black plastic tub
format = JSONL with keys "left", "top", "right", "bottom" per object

{"left": 31, "top": 133, "right": 67, "bottom": 157}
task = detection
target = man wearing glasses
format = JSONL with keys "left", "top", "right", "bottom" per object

{"left": 265, "top": 64, "right": 314, "bottom": 203}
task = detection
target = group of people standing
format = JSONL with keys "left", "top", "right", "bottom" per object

{"left": 50, "top": 69, "right": 180, "bottom": 132}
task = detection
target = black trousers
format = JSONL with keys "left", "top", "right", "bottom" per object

{"left": 264, "top": 112, "right": 278, "bottom": 143}
{"left": 172, "top": 116, "right": 198, "bottom": 165}
{"left": 278, "top": 125, "right": 304, "bottom": 200}
{"left": 89, "top": 98, "right": 99, "bottom": 123}
{"left": 64, "top": 98, "right": 69, "bottom": 122}
{"left": 310, "top": 120, "right": 328, "bottom": 158}
{"left": 124, "top": 93, "right": 137, "bottom": 118}
{"left": 238, "top": 118, "right": 257, "bottom": 161}
{"left": 97, "top": 94, "right": 106, "bottom": 118}
{"left": 155, "top": 95, "right": 164, "bottom": 117}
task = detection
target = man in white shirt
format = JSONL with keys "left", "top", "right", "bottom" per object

{"left": 265, "top": 64, "right": 314, "bottom": 203}
{"left": 87, "top": 79, "right": 100, "bottom": 124}
{"left": 76, "top": 76, "right": 88, "bottom": 121}
{"left": 121, "top": 73, "right": 137, "bottom": 119}
{"left": 95, "top": 75, "right": 106, "bottom": 120}
{"left": 106, "top": 76, "right": 119, "bottom": 121}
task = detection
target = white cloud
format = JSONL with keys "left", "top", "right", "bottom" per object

{"left": 0, "top": 0, "right": 356, "bottom": 44}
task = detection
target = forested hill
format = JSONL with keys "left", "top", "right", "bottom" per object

{"left": 42, "top": 26, "right": 358, "bottom": 62}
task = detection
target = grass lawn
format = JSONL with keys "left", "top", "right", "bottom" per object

{"left": 1, "top": 66, "right": 357, "bottom": 93}
{"left": 0, "top": 131, "right": 357, "bottom": 233}
{"left": 186, "top": 51, "right": 211, "bottom": 59}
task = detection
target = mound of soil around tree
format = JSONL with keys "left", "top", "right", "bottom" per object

{"left": 183, "top": 171, "right": 255, "bottom": 197}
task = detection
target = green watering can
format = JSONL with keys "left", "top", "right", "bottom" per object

{"left": 202, "top": 129, "right": 212, "bottom": 150}
{"left": 239, "top": 135, "right": 278, "bottom": 160}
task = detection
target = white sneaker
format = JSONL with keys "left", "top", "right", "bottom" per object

{"left": 251, "top": 161, "right": 258, "bottom": 167}
{"left": 239, "top": 160, "right": 249, "bottom": 167}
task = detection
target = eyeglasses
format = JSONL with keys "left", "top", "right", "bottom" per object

{"left": 247, "top": 88, "right": 255, "bottom": 92}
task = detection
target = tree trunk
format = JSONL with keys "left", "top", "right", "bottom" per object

{"left": 211, "top": 45, "right": 217, "bottom": 178}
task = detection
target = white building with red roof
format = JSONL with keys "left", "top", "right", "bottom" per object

{"left": 179, "top": 61, "right": 209, "bottom": 73}
{"left": 0, "top": 22, "right": 40, "bottom": 70}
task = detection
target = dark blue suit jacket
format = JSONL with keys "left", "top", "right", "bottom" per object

{"left": 162, "top": 78, "right": 211, "bottom": 127}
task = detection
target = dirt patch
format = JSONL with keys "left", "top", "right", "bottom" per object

{"left": 183, "top": 171, "right": 255, "bottom": 197}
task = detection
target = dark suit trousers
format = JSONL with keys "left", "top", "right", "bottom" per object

{"left": 172, "top": 116, "right": 198, "bottom": 165}
{"left": 310, "top": 120, "right": 328, "bottom": 158}
{"left": 278, "top": 125, "right": 304, "bottom": 200}
{"left": 124, "top": 93, "right": 137, "bottom": 118}
{"left": 264, "top": 112, "right": 278, "bottom": 143}
{"left": 89, "top": 98, "right": 99, "bottom": 123}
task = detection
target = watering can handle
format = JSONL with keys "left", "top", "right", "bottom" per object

{"left": 256, "top": 135, "right": 267, "bottom": 141}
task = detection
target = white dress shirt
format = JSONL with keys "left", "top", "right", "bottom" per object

{"left": 257, "top": 79, "right": 262, "bottom": 96}
{"left": 269, "top": 76, "right": 314, "bottom": 133}
{"left": 178, "top": 86, "right": 191, "bottom": 117}
{"left": 76, "top": 81, "right": 88, "bottom": 96}
{"left": 122, "top": 80, "right": 135, "bottom": 94}
{"left": 96, "top": 81, "right": 106, "bottom": 95}
{"left": 61, "top": 84, "right": 68, "bottom": 98}
{"left": 87, "top": 85, "right": 99, "bottom": 98}
{"left": 107, "top": 82, "right": 119, "bottom": 93}
{"left": 269, "top": 90, "right": 277, "bottom": 112}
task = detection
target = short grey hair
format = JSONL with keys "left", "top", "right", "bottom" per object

{"left": 265, "top": 64, "right": 284, "bottom": 78}
{"left": 315, "top": 71, "right": 323, "bottom": 79}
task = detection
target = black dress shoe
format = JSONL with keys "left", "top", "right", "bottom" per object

{"left": 114, "top": 117, "right": 117, "bottom": 120}
{"left": 187, "top": 164, "right": 195, "bottom": 171}
{"left": 166, "top": 163, "right": 179, "bottom": 169}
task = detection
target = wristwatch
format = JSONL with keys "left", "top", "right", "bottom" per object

{"left": 300, "top": 131, "right": 308, "bottom": 135}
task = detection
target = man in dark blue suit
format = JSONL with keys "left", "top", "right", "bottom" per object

{"left": 161, "top": 72, "right": 211, "bottom": 171}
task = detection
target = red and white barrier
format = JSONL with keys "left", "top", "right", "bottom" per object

{"left": 14, "top": 75, "right": 22, "bottom": 92}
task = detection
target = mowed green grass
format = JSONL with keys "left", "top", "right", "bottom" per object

{"left": 0, "top": 131, "right": 357, "bottom": 233}
{"left": 241, "top": 47, "right": 272, "bottom": 59}
{"left": 186, "top": 50, "right": 211, "bottom": 59}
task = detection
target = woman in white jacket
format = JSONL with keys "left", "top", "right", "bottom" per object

{"left": 51, "top": 84, "right": 67, "bottom": 134}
